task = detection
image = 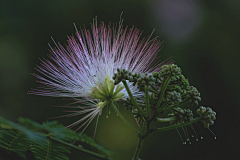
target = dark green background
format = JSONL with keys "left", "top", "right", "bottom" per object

{"left": 0, "top": 0, "right": 239, "bottom": 159}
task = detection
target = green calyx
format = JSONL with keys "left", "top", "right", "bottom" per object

{"left": 91, "top": 75, "right": 125, "bottom": 109}
{"left": 197, "top": 106, "right": 216, "bottom": 128}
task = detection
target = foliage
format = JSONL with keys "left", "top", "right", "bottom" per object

{"left": 0, "top": 117, "right": 112, "bottom": 160}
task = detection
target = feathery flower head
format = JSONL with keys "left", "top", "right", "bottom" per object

{"left": 29, "top": 17, "right": 171, "bottom": 133}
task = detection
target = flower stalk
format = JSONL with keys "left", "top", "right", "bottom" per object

{"left": 157, "top": 117, "right": 202, "bottom": 132}
{"left": 49, "top": 136, "right": 113, "bottom": 160}
{"left": 155, "top": 76, "right": 171, "bottom": 111}
{"left": 132, "top": 136, "right": 143, "bottom": 160}
{"left": 157, "top": 117, "right": 177, "bottom": 122}
{"left": 145, "top": 85, "right": 150, "bottom": 117}
{"left": 162, "top": 98, "right": 190, "bottom": 112}
{"left": 122, "top": 80, "right": 147, "bottom": 120}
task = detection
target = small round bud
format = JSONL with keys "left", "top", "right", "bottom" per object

{"left": 186, "top": 86, "right": 201, "bottom": 106}
{"left": 168, "top": 107, "right": 193, "bottom": 125}
{"left": 153, "top": 72, "right": 160, "bottom": 78}
{"left": 197, "top": 106, "right": 216, "bottom": 128}
{"left": 160, "top": 64, "right": 182, "bottom": 81}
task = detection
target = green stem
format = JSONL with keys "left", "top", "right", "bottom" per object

{"left": 155, "top": 76, "right": 171, "bottom": 110}
{"left": 162, "top": 98, "right": 190, "bottom": 111}
{"left": 110, "top": 101, "right": 139, "bottom": 134}
{"left": 132, "top": 137, "right": 143, "bottom": 160}
{"left": 171, "top": 108, "right": 185, "bottom": 115}
{"left": 168, "top": 84, "right": 181, "bottom": 87}
{"left": 157, "top": 117, "right": 176, "bottom": 122}
{"left": 122, "top": 80, "right": 147, "bottom": 120}
{"left": 150, "top": 84, "right": 158, "bottom": 93}
{"left": 145, "top": 85, "right": 150, "bottom": 117}
{"left": 7, "top": 131, "right": 22, "bottom": 150}
{"left": 178, "top": 98, "right": 190, "bottom": 106}
{"left": 49, "top": 136, "right": 113, "bottom": 160}
{"left": 149, "top": 88, "right": 158, "bottom": 94}
{"left": 156, "top": 117, "right": 202, "bottom": 132}
{"left": 157, "top": 101, "right": 170, "bottom": 113}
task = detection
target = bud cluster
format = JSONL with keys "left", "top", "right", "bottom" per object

{"left": 113, "top": 64, "right": 215, "bottom": 131}
{"left": 197, "top": 106, "right": 216, "bottom": 128}
{"left": 113, "top": 68, "right": 159, "bottom": 92}
{"left": 185, "top": 86, "right": 201, "bottom": 106}
{"left": 159, "top": 65, "right": 200, "bottom": 106}
{"left": 160, "top": 64, "right": 182, "bottom": 81}
{"left": 117, "top": 64, "right": 203, "bottom": 114}
{"left": 167, "top": 75, "right": 189, "bottom": 93}
{"left": 113, "top": 68, "right": 133, "bottom": 85}
{"left": 135, "top": 73, "right": 156, "bottom": 91}
{"left": 168, "top": 107, "right": 193, "bottom": 125}
{"left": 151, "top": 72, "right": 162, "bottom": 88}
{"left": 164, "top": 91, "right": 182, "bottom": 105}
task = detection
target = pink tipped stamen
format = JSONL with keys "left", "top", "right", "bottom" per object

{"left": 93, "top": 113, "right": 100, "bottom": 140}
{"left": 47, "top": 108, "right": 95, "bottom": 119}
{"left": 66, "top": 109, "right": 99, "bottom": 129}
{"left": 74, "top": 109, "right": 100, "bottom": 133}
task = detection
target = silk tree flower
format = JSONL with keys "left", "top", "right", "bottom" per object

{"left": 29, "top": 18, "right": 171, "bottom": 134}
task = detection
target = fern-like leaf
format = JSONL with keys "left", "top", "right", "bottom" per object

{"left": 30, "top": 140, "right": 70, "bottom": 160}
{"left": 0, "top": 117, "right": 48, "bottom": 146}
{"left": 0, "top": 129, "right": 31, "bottom": 158}
{"left": 18, "top": 118, "right": 112, "bottom": 156}
{"left": 0, "top": 117, "right": 113, "bottom": 159}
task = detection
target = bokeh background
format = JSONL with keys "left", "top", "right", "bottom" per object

{"left": 0, "top": 0, "right": 239, "bottom": 159}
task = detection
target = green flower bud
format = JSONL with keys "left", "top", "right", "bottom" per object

{"left": 186, "top": 86, "right": 201, "bottom": 106}
{"left": 168, "top": 107, "right": 193, "bottom": 125}
{"left": 196, "top": 106, "right": 216, "bottom": 128}
{"left": 165, "top": 91, "right": 182, "bottom": 105}
{"left": 160, "top": 64, "right": 182, "bottom": 81}
{"left": 153, "top": 72, "right": 160, "bottom": 78}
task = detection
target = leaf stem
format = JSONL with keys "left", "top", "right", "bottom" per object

{"left": 157, "top": 117, "right": 176, "bottom": 122}
{"left": 122, "top": 80, "right": 147, "bottom": 120}
{"left": 49, "top": 136, "right": 113, "bottom": 160}
{"left": 132, "top": 136, "right": 143, "bottom": 160}
{"left": 162, "top": 98, "right": 190, "bottom": 111}
{"left": 156, "top": 117, "right": 202, "bottom": 132}
{"left": 149, "top": 88, "right": 158, "bottom": 94}
{"left": 155, "top": 76, "right": 171, "bottom": 110}
{"left": 145, "top": 85, "right": 150, "bottom": 117}
{"left": 157, "top": 101, "right": 170, "bottom": 113}
{"left": 149, "top": 84, "right": 158, "bottom": 93}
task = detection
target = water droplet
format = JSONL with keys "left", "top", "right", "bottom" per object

{"left": 192, "top": 135, "right": 194, "bottom": 137}
{"left": 201, "top": 137, "right": 203, "bottom": 139}
{"left": 183, "top": 142, "right": 186, "bottom": 144}
{"left": 214, "top": 137, "right": 217, "bottom": 140}
{"left": 106, "top": 116, "right": 108, "bottom": 118}
{"left": 189, "top": 142, "right": 191, "bottom": 144}
{"left": 196, "top": 139, "right": 198, "bottom": 141}
{"left": 109, "top": 111, "right": 111, "bottom": 114}
{"left": 117, "top": 114, "right": 118, "bottom": 116}
{"left": 187, "top": 139, "right": 189, "bottom": 141}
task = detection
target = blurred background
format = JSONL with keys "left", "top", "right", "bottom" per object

{"left": 0, "top": 0, "right": 239, "bottom": 159}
